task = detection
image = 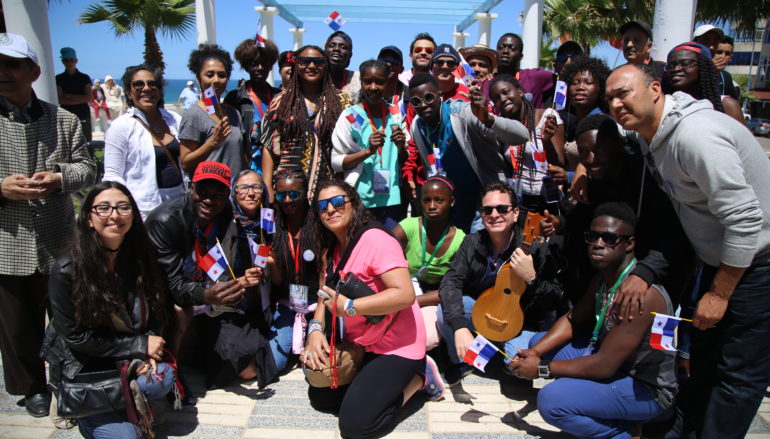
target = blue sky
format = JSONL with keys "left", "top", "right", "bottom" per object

{"left": 48, "top": 0, "right": 626, "bottom": 82}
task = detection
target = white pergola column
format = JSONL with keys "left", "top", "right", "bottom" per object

{"left": 475, "top": 12, "right": 497, "bottom": 47}
{"left": 521, "top": 0, "right": 543, "bottom": 69}
{"left": 650, "top": 0, "right": 697, "bottom": 61}
{"left": 453, "top": 26, "right": 470, "bottom": 49}
{"left": 290, "top": 27, "right": 306, "bottom": 50}
{"left": 3, "top": 0, "right": 58, "bottom": 104}
{"left": 196, "top": 0, "right": 216, "bottom": 45}
{"left": 255, "top": 6, "right": 278, "bottom": 43}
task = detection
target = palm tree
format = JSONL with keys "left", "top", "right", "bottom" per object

{"left": 539, "top": 38, "right": 558, "bottom": 69}
{"left": 79, "top": 0, "right": 195, "bottom": 74}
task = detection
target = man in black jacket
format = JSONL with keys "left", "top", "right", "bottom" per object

{"left": 438, "top": 181, "right": 565, "bottom": 386}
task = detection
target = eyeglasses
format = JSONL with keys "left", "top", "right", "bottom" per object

{"left": 413, "top": 47, "right": 434, "bottom": 55}
{"left": 235, "top": 184, "right": 263, "bottom": 194}
{"left": 409, "top": 92, "right": 437, "bottom": 108}
{"left": 297, "top": 56, "right": 326, "bottom": 67}
{"left": 131, "top": 80, "right": 161, "bottom": 89}
{"left": 316, "top": 195, "right": 349, "bottom": 212}
{"left": 584, "top": 231, "right": 633, "bottom": 247}
{"left": 714, "top": 50, "right": 733, "bottom": 56}
{"left": 193, "top": 183, "right": 229, "bottom": 201}
{"left": 275, "top": 190, "right": 303, "bottom": 202}
{"left": 480, "top": 205, "right": 513, "bottom": 216}
{"left": 433, "top": 59, "right": 459, "bottom": 69}
{"left": 91, "top": 204, "right": 133, "bottom": 218}
{"left": 556, "top": 54, "right": 579, "bottom": 63}
{"left": 664, "top": 59, "right": 697, "bottom": 72}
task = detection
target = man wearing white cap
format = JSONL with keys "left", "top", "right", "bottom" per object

{"left": 101, "top": 74, "right": 125, "bottom": 121}
{"left": 178, "top": 79, "right": 198, "bottom": 109}
{"left": 0, "top": 33, "right": 96, "bottom": 417}
{"left": 693, "top": 24, "right": 737, "bottom": 98}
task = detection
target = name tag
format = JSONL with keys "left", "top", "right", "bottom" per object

{"left": 373, "top": 169, "right": 390, "bottom": 194}
{"left": 289, "top": 284, "right": 309, "bottom": 313}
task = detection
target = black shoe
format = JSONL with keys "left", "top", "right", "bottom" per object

{"left": 24, "top": 393, "right": 50, "bottom": 418}
{"left": 443, "top": 362, "right": 473, "bottom": 387}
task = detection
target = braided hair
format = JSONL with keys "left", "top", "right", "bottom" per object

{"left": 273, "top": 45, "right": 343, "bottom": 159}
{"left": 664, "top": 42, "right": 724, "bottom": 113}
{"left": 271, "top": 169, "right": 319, "bottom": 286}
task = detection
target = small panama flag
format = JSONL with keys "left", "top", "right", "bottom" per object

{"left": 650, "top": 313, "right": 681, "bottom": 351}
{"left": 345, "top": 111, "right": 365, "bottom": 130}
{"left": 533, "top": 150, "right": 549, "bottom": 173}
{"left": 255, "top": 33, "right": 266, "bottom": 48}
{"left": 197, "top": 241, "right": 229, "bottom": 281}
{"left": 553, "top": 79, "right": 568, "bottom": 111}
{"left": 261, "top": 207, "right": 275, "bottom": 234}
{"left": 427, "top": 153, "right": 438, "bottom": 176}
{"left": 432, "top": 147, "right": 444, "bottom": 171}
{"left": 463, "top": 333, "right": 500, "bottom": 372}
{"left": 324, "top": 11, "right": 348, "bottom": 31}
{"left": 455, "top": 53, "right": 476, "bottom": 87}
{"left": 202, "top": 85, "right": 219, "bottom": 115}
{"left": 247, "top": 236, "right": 271, "bottom": 268}
{"left": 388, "top": 103, "right": 402, "bottom": 125}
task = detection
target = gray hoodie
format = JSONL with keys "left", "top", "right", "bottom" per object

{"left": 632, "top": 92, "right": 770, "bottom": 268}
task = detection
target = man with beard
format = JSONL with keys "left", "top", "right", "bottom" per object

{"left": 495, "top": 33, "right": 555, "bottom": 109}
{"left": 618, "top": 21, "right": 665, "bottom": 80}
{"left": 398, "top": 33, "right": 436, "bottom": 87}
{"left": 324, "top": 31, "right": 359, "bottom": 98}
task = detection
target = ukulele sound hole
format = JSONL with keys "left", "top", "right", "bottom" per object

{"left": 504, "top": 288, "right": 512, "bottom": 295}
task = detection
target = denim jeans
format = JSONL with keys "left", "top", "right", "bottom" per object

{"left": 450, "top": 192, "right": 481, "bottom": 234}
{"left": 77, "top": 362, "right": 176, "bottom": 439}
{"left": 679, "top": 262, "right": 770, "bottom": 439}
{"left": 531, "top": 332, "right": 663, "bottom": 439}
{"left": 437, "top": 295, "right": 536, "bottom": 368}
{"left": 268, "top": 303, "right": 296, "bottom": 371}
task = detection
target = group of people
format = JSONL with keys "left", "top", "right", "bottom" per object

{"left": 0, "top": 16, "right": 768, "bottom": 439}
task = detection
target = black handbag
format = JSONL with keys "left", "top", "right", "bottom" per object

{"left": 56, "top": 368, "right": 125, "bottom": 418}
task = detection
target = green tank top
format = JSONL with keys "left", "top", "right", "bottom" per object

{"left": 399, "top": 217, "right": 465, "bottom": 286}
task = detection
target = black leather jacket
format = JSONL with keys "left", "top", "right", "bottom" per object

{"left": 41, "top": 255, "right": 160, "bottom": 387}
{"left": 145, "top": 193, "right": 237, "bottom": 307}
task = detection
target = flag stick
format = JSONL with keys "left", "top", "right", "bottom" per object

{"left": 474, "top": 331, "right": 516, "bottom": 363}
{"left": 216, "top": 237, "right": 238, "bottom": 280}
{"left": 651, "top": 312, "right": 693, "bottom": 323}
{"left": 551, "top": 75, "right": 559, "bottom": 110}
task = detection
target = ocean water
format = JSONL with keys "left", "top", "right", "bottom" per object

{"left": 113, "top": 78, "right": 242, "bottom": 105}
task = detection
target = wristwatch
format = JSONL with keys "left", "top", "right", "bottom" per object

{"left": 537, "top": 360, "right": 552, "bottom": 379}
{"left": 344, "top": 299, "right": 357, "bottom": 317}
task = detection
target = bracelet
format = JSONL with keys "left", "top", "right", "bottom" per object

{"left": 308, "top": 326, "right": 323, "bottom": 337}
{"left": 309, "top": 319, "right": 322, "bottom": 326}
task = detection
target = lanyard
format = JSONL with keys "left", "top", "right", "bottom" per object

{"left": 193, "top": 221, "right": 216, "bottom": 262}
{"left": 287, "top": 229, "right": 301, "bottom": 282}
{"left": 246, "top": 84, "right": 271, "bottom": 119}
{"left": 362, "top": 100, "right": 387, "bottom": 164}
{"left": 590, "top": 258, "right": 636, "bottom": 345}
{"left": 419, "top": 219, "right": 450, "bottom": 273}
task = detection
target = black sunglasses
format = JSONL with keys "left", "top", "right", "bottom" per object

{"left": 584, "top": 231, "right": 633, "bottom": 247}
{"left": 131, "top": 79, "right": 161, "bottom": 89}
{"left": 316, "top": 195, "right": 349, "bottom": 212}
{"left": 434, "top": 59, "right": 458, "bottom": 68}
{"left": 275, "top": 190, "right": 303, "bottom": 202}
{"left": 409, "top": 92, "right": 437, "bottom": 108}
{"left": 480, "top": 205, "right": 513, "bottom": 216}
{"left": 297, "top": 56, "right": 326, "bottom": 67}
{"left": 556, "top": 54, "right": 579, "bottom": 62}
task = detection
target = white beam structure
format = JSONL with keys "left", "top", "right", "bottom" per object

{"left": 255, "top": 6, "right": 278, "bottom": 44}
{"left": 521, "top": 0, "right": 543, "bottom": 69}
{"left": 650, "top": 0, "right": 697, "bottom": 61}
{"left": 453, "top": 26, "right": 470, "bottom": 49}
{"left": 195, "top": 0, "right": 216, "bottom": 45}
{"left": 475, "top": 12, "right": 497, "bottom": 47}
{"left": 290, "top": 27, "right": 306, "bottom": 50}
{"left": 3, "top": 0, "right": 58, "bottom": 104}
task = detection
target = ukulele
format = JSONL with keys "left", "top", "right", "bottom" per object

{"left": 471, "top": 212, "right": 545, "bottom": 342}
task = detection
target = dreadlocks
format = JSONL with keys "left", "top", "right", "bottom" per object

{"left": 695, "top": 53, "right": 725, "bottom": 113}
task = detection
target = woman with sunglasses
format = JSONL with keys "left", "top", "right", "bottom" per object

{"left": 302, "top": 179, "right": 444, "bottom": 438}
{"left": 179, "top": 44, "right": 247, "bottom": 176}
{"left": 266, "top": 169, "right": 320, "bottom": 372}
{"left": 392, "top": 175, "right": 465, "bottom": 352}
{"left": 331, "top": 59, "right": 407, "bottom": 230}
{"left": 261, "top": 45, "right": 348, "bottom": 203}
{"left": 103, "top": 65, "right": 185, "bottom": 219}
{"left": 663, "top": 42, "right": 744, "bottom": 123}
{"left": 43, "top": 182, "right": 176, "bottom": 438}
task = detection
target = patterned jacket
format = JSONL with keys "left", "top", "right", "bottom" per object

{"left": 0, "top": 94, "right": 96, "bottom": 276}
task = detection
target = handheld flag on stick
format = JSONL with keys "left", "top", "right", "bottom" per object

{"left": 197, "top": 241, "right": 229, "bottom": 281}
{"left": 454, "top": 53, "right": 476, "bottom": 87}
{"left": 463, "top": 333, "right": 499, "bottom": 372}
{"left": 215, "top": 238, "right": 237, "bottom": 280}
{"left": 247, "top": 236, "right": 271, "bottom": 268}
{"left": 255, "top": 34, "right": 267, "bottom": 48}
{"left": 649, "top": 312, "right": 684, "bottom": 351}
{"left": 203, "top": 85, "right": 222, "bottom": 117}
{"left": 553, "top": 78, "right": 568, "bottom": 110}
{"left": 324, "top": 11, "right": 348, "bottom": 31}
{"left": 261, "top": 207, "right": 275, "bottom": 234}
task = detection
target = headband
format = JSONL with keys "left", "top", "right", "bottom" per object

{"left": 669, "top": 41, "right": 712, "bottom": 59}
{"left": 425, "top": 175, "right": 455, "bottom": 192}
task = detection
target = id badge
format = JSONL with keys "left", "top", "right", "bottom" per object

{"left": 289, "top": 284, "right": 309, "bottom": 313}
{"left": 411, "top": 277, "right": 424, "bottom": 296}
{"left": 373, "top": 169, "right": 390, "bottom": 194}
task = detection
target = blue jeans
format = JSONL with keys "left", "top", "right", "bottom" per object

{"left": 367, "top": 204, "right": 403, "bottom": 231}
{"left": 77, "top": 362, "right": 176, "bottom": 439}
{"left": 531, "top": 332, "right": 663, "bottom": 439}
{"left": 679, "top": 262, "right": 770, "bottom": 439}
{"left": 437, "top": 295, "right": 536, "bottom": 367}
{"left": 450, "top": 192, "right": 481, "bottom": 234}
{"left": 268, "top": 303, "right": 296, "bottom": 371}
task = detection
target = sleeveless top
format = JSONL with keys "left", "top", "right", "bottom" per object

{"left": 399, "top": 217, "right": 465, "bottom": 286}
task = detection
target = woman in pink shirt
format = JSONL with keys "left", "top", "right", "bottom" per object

{"left": 302, "top": 179, "right": 443, "bottom": 438}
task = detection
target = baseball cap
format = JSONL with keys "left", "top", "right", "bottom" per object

{"left": 60, "top": 47, "right": 77, "bottom": 59}
{"left": 693, "top": 24, "right": 724, "bottom": 39}
{"left": 431, "top": 44, "right": 461, "bottom": 65}
{"left": 0, "top": 33, "right": 39, "bottom": 65}
{"left": 378, "top": 46, "right": 403, "bottom": 65}
{"left": 104, "top": 75, "right": 113, "bottom": 81}
{"left": 193, "top": 161, "right": 231, "bottom": 189}
{"left": 669, "top": 41, "right": 712, "bottom": 59}
{"left": 619, "top": 21, "right": 653, "bottom": 40}
{"left": 187, "top": 80, "right": 194, "bottom": 86}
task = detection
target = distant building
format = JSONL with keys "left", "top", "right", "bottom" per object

{"left": 726, "top": 20, "right": 770, "bottom": 118}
